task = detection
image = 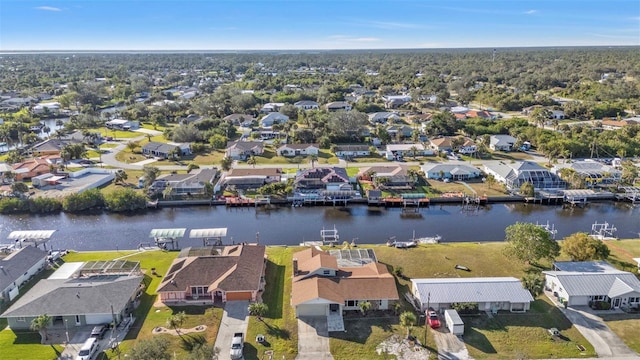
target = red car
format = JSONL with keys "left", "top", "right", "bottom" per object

{"left": 427, "top": 310, "right": 441, "bottom": 329}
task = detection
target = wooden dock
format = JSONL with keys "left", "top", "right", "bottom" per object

{"left": 226, "top": 197, "right": 255, "bottom": 207}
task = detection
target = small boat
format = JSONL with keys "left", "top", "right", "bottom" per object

{"left": 455, "top": 264, "right": 471, "bottom": 272}
{"left": 412, "top": 231, "right": 441, "bottom": 244}
{"left": 394, "top": 241, "right": 417, "bottom": 249}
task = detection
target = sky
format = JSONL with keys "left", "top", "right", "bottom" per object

{"left": 0, "top": 0, "right": 639, "bottom": 51}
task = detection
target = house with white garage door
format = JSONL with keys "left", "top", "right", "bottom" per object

{"left": 291, "top": 248, "right": 399, "bottom": 331}
{"left": 411, "top": 277, "right": 534, "bottom": 313}
{"left": 2, "top": 260, "right": 143, "bottom": 330}
{"left": 544, "top": 261, "right": 640, "bottom": 309}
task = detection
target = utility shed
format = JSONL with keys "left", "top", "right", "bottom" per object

{"left": 444, "top": 309, "right": 464, "bottom": 335}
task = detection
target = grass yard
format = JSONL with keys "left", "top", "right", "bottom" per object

{"left": 100, "top": 143, "right": 119, "bottom": 149}
{"left": 245, "top": 247, "right": 299, "bottom": 360}
{"left": 192, "top": 150, "right": 227, "bottom": 166}
{"left": 330, "top": 316, "right": 437, "bottom": 360}
{"left": 63, "top": 250, "right": 223, "bottom": 359}
{"left": 98, "top": 128, "right": 141, "bottom": 139}
{"left": 0, "top": 323, "right": 64, "bottom": 360}
{"left": 115, "top": 148, "right": 147, "bottom": 163}
{"left": 427, "top": 180, "right": 509, "bottom": 197}
{"left": 465, "top": 297, "right": 596, "bottom": 359}
{"left": 601, "top": 313, "right": 640, "bottom": 353}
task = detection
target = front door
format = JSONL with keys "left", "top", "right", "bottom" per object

{"left": 613, "top": 298, "right": 621, "bottom": 308}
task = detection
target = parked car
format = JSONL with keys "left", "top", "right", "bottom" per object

{"left": 230, "top": 332, "right": 244, "bottom": 360}
{"left": 427, "top": 310, "right": 441, "bottom": 329}
{"left": 90, "top": 325, "right": 107, "bottom": 339}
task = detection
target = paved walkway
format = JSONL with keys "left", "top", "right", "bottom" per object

{"left": 296, "top": 316, "right": 334, "bottom": 360}
{"left": 214, "top": 301, "right": 249, "bottom": 360}
{"left": 545, "top": 291, "right": 639, "bottom": 358}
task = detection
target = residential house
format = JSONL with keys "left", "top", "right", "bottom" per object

{"left": 551, "top": 110, "right": 566, "bottom": 120}
{"left": 483, "top": 160, "right": 565, "bottom": 190}
{"left": 386, "top": 124, "right": 413, "bottom": 139}
{"left": 260, "top": 112, "right": 289, "bottom": 127}
{"left": 0, "top": 246, "right": 48, "bottom": 303}
{"left": 31, "top": 139, "right": 77, "bottom": 157}
{"left": 358, "top": 165, "right": 411, "bottom": 187}
{"left": 276, "top": 144, "right": 319, "bottom": 157}
{"left": 465, "top": 109, "right": 496, "bottom": 120}
{"left": 225, "top": 140, "right": 264, "bottom": 160}
{"left": 222, "top": 168, "right": 282, "bottom": 190}
{"left": 295, "top": 167, "right": 349, "bottom": 190}
{"left": 544, "top": 261, "right": 640, "bottom": 309}
{"left": 421, "top": 163, "right": 482, "bottom": 181}
{"left": 260, "top": 102, "right": 284, "bottom": 113}
{"left": 333, "top": 145, "right": 370, "bottom": 158}
{"left": 429, "top": 136, "right": 477, "bottom": 154}
{"left": 142, "top": 142, "right": 191, "bottom": 159}
{"left": 601, "top": 119, "right": 639, "bottom": 130}
{"left": 1, "top": 97, "right": 34, "bottom": 108}
{"left": 325, "top": 101, "right": 352, "bottom": 112}
{"left": 224, "top": 114, "right": 255, "bottom": 127}
{"left": 157, "top": 244, "right": 266, "bottom": 303}
{"left": 0, "top": 163, "right": 13, "bottom": 183}
{"left": 32, "top": 102, "right": 61, "bottom": 115}
{"left": 291, "top": 248, "right": 399, "bottom": 331}
{"left": 294, "top": 100, "right": 319, "bottom": 110}
{"left": 368, "top": 112, "right": 401, "bottom": 124}
{"left": 552, "top": 160, "right": 622, "bottom": 186}
{"left": 149, "top": 168, "right": 218, "bottom": 195}
{"left": 12, "top": 159, "right": 52, "bottom": 181}
{"left": 180, "top": 114, "right": 203, "bottom": 125}
{"left": 411, "top": 277, "right": 534, "bottom": 312}
{"left": 105, "top": 119, "right": 140, "bottom": 130}
{"left": 2, "top": 260, "right": 144, "bottom": 330}
{"left": 489, "top": 135, "right": 517, "bottom": 151}
{"left": 385, "top": 143, "right": 432, "bottom": 160}
{"left": 383, "top": 95, "right": 411, "bottom": 109}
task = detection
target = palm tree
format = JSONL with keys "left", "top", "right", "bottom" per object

{"left": 221, "top": 156, "right": 233, "bottom": 172}
{"left": 309, "top": 153, "right": 318, "bottom": 168}
{"left": 409, "top": 145, "right": 419, "bottom": 160}
{"left": 485, "top": 174, "right": 496, "bottom": 189}
{"left": 399, "top": 311, "right": 416, "bottom": 339}
{"left": 30, "top": 314, "right": 51, "bottom": 344}
{"left": 247, "top": 155, "right": 257, "bottom": 168}
{"left": 115, "top": 170, "right": 128, "bottom": 185}
{"left": 359, "top": 301, "right": 372, "bottom": 316}
{"left": 248, "top": 303, "right": 268, "bottom": 321}
{"left": 167, "top": 311, "right": 186, "bottom": 336}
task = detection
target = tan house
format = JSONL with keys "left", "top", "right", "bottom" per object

{"left": 12, "top": 158, "right": 52, "bottom": 181}
{"left": 222, "top": 168, "right": 282, "bottom": 189}
{"left": 291, "top": 248, "right": 399, "bottom": 331}
{"left": 157, "top": 244, "right": 266, "bottom": 304}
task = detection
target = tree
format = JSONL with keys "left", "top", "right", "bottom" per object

{"left": 359, "top": 301, "right": 372, "bottom": 316}
{"left": 327, "top": 111, "right": 368, "bottom": 141}
{"left": 399, "top": 311, "right": 416, "bottom": 339}
{"left": 115, "top": 169, "right": 128, "bottom": 185}
{"left": 209, "top": 134, "right": 227, "bottom": 150}
{"left": 167, "top": 311, "right": 187, "bottom": 335}
{"left": 504, "top": 222, "right": 560, "bottom": 264}
{"left": 172, "top": 123, "right": 203, "bottom": 143}
{"left": 409, "top": 145, "right": 419, "bottom": 160}
{"left": 142, "top": 166, "right": 160, "bottom": 188}
{"left": 221, "top": 156, "right": 233, "bottom": 172}
{"left": 187, "top": 343, "right": 219, "bottom": 360}
{"left": 519, "top": 182, "right": 535, "bottom": 197}
{"left": 485, "top": 174, "right": 496, "bottom": 189}
{"left": 128, "top": 337, "right": 171, "bottom": 360}
{"left": 309, "top": 154, "right": 318, "bottom": 168}
{"left": 11, "top": 182, "right": 29, "bottom": 196}
{"left": 562, "top": 232, "right": 610, "bottom": 261}
{"left": 621, "top": 160, "right": 638, "bottom": 185}
{"left": 247, "top": 155, "right": 256, "bottom": 168}
{"left": 104, "top": 188, "right": 147, "bottom": 212}
{"left": 127, "top": 140, "right": 140, "bottom": 153}
{"left": 248, "top": 303, "right": 268, "bottom": 321}
{"left": 521, "top": 273, "right": 545, "bottom": 297}
{"left": 30, "top": 314, "right": 51, "bottom": 344}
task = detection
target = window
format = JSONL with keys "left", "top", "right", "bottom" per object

{"left": 17, "top": 317, "right": 26, "bottom": 322}
{"left": 629, "top": 297, "right": 640, "bottom": 303}
{"left": 344, "top": 300, "right": 359, "bottom": 307}
{"left": 322, "top": 270, "right": 331, "bottom": 276}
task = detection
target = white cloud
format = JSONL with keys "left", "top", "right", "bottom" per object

{"left": 35, "top": 6, "right": 62, "bottom": 12}
{"left": 525, "top": 10, "right": 538, "bottom": 15}
{"left": 327, "top": 35, "right": 380, "bottom": 42}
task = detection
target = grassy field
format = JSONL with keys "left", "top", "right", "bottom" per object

{"left": 465, "top": 297, "right": 596, "bottom": 359}
{"left": 114, "top": 148, "right": 147, "bottom": 163}
{"left": 63, "top": 250, "right": 224, "bottom": 359}
{"left": 192, "top": 150, "right": 227, "bottom": 166}
{"left": 245, "top": 247, "right": 299, "bottom": 360}
{"left": 98, "top": 128, "right": 141, "bottom": 139}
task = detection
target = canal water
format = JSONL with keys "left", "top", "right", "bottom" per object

{"left": 1, "top": 202, "right": 639, "bottom": 250}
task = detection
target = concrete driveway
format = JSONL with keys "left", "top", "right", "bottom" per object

{"left": 58, "top": 327, "right": 93, "bottom": 360}
{"left": 562, "top": 306, "right": 638, "bottom": 358}
{"left": 432, "top": 328, "right": 471, "bottom": 360}
{"left": 214, "top": 301, "right": 250, "bottom": 360}
{"left": 296, "top": 316, "right": 334, "bottom": 360}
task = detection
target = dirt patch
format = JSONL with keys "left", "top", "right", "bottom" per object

{"left": 376, "top": 334, "right": 431, "bottom": 360}
{"left": 152, "top": 325, "right": 207, "bottom": 336}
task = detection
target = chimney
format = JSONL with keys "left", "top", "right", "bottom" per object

{"left": 292, "top": 258, "right": 298, "bottom": 276}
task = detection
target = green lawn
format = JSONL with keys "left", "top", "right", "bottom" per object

{"left": 100, "top": 143, "right": 119, "bottom": 149}
{"left": 0, "top": 324, "right": 64, "bottom": 360}
{"left": 63, "top": 250, "right": 223, "bottom": 359}
{"left": 245, "top": 247, "right": 299, "bottom": 360}
{"left": 98, "top": 128, "right": 142, "bottom": 139}
{"left": 465, "top": 297, "right": 596, "bottom": 359}
{"left": 602, "top": 313, "right": 640, "bottom": 353}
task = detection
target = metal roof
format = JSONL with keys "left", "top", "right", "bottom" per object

{"left": 544, "top": 271, "right": 640, "bottom": 297}
{"left": 7, "top": 230, "right": 56, "bottom": 240}
{"left": 189, "top": 228, "right": 228, "bottom": 239}
{"left": 149, "top": 228, "right": 186, "bottom": 239}
{"left": 411, "top": 277, "right": 534, "bottom": 304}
{"left": 327, "top": 249, "right": 377, "bottom": 267}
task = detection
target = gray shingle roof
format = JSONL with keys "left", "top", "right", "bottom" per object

{"left": 2, "top": 275, "right": 143, "bottom": 317}
{"left": 0, "top": 246, "right": 48, "bottom": 292}
{"left": 411, "top": 277, "right": 534, "bottom": 304}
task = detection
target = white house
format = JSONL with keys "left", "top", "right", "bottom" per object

{"left": 411, "top": 277, "right": 534, "bottom": 313}
{"left": 294, "top": 100, "right": 319, "bottom": 110}
{"left": 489, "top": 135, "right": 517, "bottom": 151}
{"left": 260, "top": 102, "right": 284, "bottom": 113}
{"left": 260, "top": 112, "right": 289, "bottom": 127}
{"left": 544, "top": 261, "right": 640, "bottom": 309}
{"left": 334, "top": 145, "right": 370, "bottom": 158}
{"left": 276, "top": 144, "right": 319, "bottom": 157}
{"left": 421, "top": 163, "right": 481, "bottom": 180}
{"left": 32, "top": 102, "right": 61, "bottom": 115}
{"left": 483, "top": 160, "right": 565, "bottom": 190}
{"left": 105, "top": 119, "right": 139, "bottom": 130}
{"left": 325, "top": 101, "right": 352, "bottom": 112}
{"left": 225, "top": 140, "right": 264, "bottom": 160}
{"left": 385, "top": 143, "right": 432, "bottom": 160}
{"left": 368, "top": 112, "right": 401, "bottom": 124}
{"left": 0, "top": 246, "right": 48, "bottom": 302}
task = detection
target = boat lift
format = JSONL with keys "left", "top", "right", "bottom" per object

{"left": 590, "top": 221, "right": 618, "bottom": 241}
{"left": 6, "top": 230, "right": 56, "bottom": 250}
{"left": 148, "top": 228, "right": 186, "bottom": 250}
{"left": 189, "top": 228, "right": 228, "bottom": 246}
{"left": 535, "top": 221, "right": 558, "bottom": 240}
